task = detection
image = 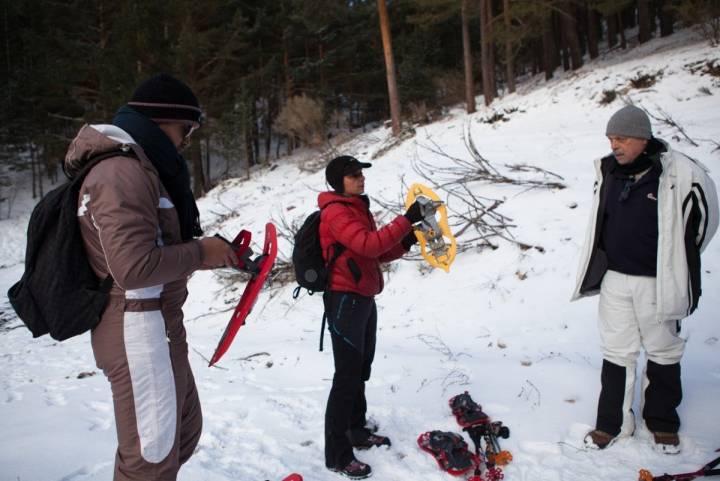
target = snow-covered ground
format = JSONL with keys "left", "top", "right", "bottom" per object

{"left": 1, "top": 30, "right": 719, "bottom": 481}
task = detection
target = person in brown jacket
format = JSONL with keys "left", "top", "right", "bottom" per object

{"left": 65, "top": 74, "right": 236, "bottom": 481}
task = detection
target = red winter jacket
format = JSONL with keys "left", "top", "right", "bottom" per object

{"left": 318, "top": 191, "right": 411, "bottom": 297}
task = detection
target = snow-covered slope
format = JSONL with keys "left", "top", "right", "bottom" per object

{"left": 1, "top": 31, "right": 718, "bottom": 481}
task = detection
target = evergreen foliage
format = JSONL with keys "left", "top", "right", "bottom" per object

{"left": 0, "top": 0, "right": 712, "bottom": 197}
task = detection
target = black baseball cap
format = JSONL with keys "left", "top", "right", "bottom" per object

{"left": 325, "top": 155, "right": 371, "bottom": 193}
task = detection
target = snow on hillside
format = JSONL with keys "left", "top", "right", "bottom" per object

{"left": 1, "top": 31, "right": 719, "bottom": 481}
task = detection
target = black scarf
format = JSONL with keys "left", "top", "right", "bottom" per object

{"left": 112, "top": 106, "right": 203, "bottom": 241}
{"left": 612, "top": 137, "right": 665, "bottom": 177}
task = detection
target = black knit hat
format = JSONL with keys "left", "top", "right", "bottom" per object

{"left": 325, "top": 155, "right": 371, "bottom": 193}
{"left": 128, "top": 73, "right": 203, "bottom": 125}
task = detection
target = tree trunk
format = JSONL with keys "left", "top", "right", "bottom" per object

{"left": 283, "top": 29, "right": 293, "bottom": 99}
{"left": 503, "top": 0, "right": 515, "bottom": 94}
{"left": 30, "top": 143, "right": 37, "bottom": 199}
{"left": 38, "top": 142, "right": 45, "bottom": 198}
{"left": 607, "top": 13, "right": 618, "bottom": 48}
{"left": 562, "top": 3, "right": 582, "bottom": 70}
{"left": 265, "top": 95, "right": 275, "bottom": 163}
{"left": 318, "top": 42, "right": 325, "bottom": 93}
{"left": 4, "top": 5, "right": 11, "bottom": 106}
{"left": 461, "top": 0, "right": 476, "bottom": 112}
{"left": 542, "top": 24, "right": 557, "bottom": 80}
{"left": 638, "top": 0, "right": 651, "bottom": 44}
{"left": 479, "top": 0, "right": 495, "bottom": 105}
{"left": 487, "top": 1, "right": 496, "bottom": 97}
{"left": 533, "top": 39, "right": 543, "bottom": 75}
{"left": 275, "top": 135, "right": 282, "bottom": 160}
{"left": 658, "top": 0, "right": 674, "bottom": 37}
{"left": 587, "top": 4, "right": 599, "bottom": 59}
{"left": 623, "top": 5, "right": 636, "bottom": 29}
{"left": 649, "top": 0, "right": 658, "bottom": 35}
{"left": 244, "top": 124, "right": 254, "bottom": 180}
{"left": 251, "top": 101, "right": 260, "bottom": 164}
{"left": 377, "top": 0, "right": 402, "bottom": 135}
{"left": 555, "top": 11, "right": 570, "bottom": 72}
{"left": 618, "top": 12, "right": 627, "bottom": 49}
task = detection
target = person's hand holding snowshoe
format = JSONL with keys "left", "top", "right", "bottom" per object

{"left": 199, "top": 237, "right": 239, "bottom": 269}
{"left": 402, "top": 230, "right": 419, "bottom": 250}
{"left": 404, "top": 200, "right": 424, "bottom": 224}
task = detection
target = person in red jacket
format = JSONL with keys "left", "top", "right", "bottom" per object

{"left": 319, "top": 155, "right": 423, "bottom": 479}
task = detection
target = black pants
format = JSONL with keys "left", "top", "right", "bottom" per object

{"left": 324, "top": 291, "right": 377, "bottom": 469}
{"left": 596, "top": 359, "right": 682, "bottom": 435}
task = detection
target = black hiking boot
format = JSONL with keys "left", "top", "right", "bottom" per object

{"left": 352, "top": 433, "right": 391, "bottom": 450}
{"left": 329, "top": 459, "right": 373, "bottom": 479}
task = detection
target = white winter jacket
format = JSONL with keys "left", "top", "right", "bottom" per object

{"left": 572, "top": 139, "right": 718, "bottom": 322}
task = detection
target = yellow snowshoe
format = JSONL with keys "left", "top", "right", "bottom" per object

{"left": 404, "top": 183, "right": 456, "bottom": 272}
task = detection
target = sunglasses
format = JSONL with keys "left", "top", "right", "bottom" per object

{"left": 345, "top": 171, "right": 364, "bottom": 179}
{"left": 183, "top": 122, "right": 200, "bottom": 140}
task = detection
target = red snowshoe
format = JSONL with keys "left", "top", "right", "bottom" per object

{"left": 417, "top": 430, "right": 480, "bottom": 476}
{"left": 279, "top": 475, "right": 303, "bottom": 481}
{"left": 449, "top": 391, "right": 512, "bottom": 468}
{"left": 209, "top": 223, "right": 278, "bottom": 366}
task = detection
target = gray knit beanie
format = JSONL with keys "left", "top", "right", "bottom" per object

{"left": 605, "top": 105, "right": 652, "bottom": 139}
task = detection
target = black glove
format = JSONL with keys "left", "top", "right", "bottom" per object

{"left": 401, "top": 230, "right": 419, "bottom": 250}
{"left": 404, "top": 201, "right": 423, "bottom": 224}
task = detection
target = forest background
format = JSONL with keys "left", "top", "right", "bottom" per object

{"left": 1, "top": 0, "right": 718, "bottom": 207}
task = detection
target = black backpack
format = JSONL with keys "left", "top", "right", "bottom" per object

{"left": 7, "top": 150, "right": 129, "bottom": 341}
{"left": 291, "top": 203, "right": 346, "bottom": 351}
{"left": 292, "top": 205, "right": 346, "bottom": 296}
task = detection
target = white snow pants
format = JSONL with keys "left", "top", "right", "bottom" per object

{"left": 597, "top": 270, "right": 685, "bottom": 435}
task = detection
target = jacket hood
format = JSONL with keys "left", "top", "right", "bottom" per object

{"left": 64, "top": 124, "right": 138, "bottom": 178}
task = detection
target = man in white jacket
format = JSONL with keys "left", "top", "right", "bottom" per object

{"left": 572, "top": 105, "right": 718, "bottom": 454}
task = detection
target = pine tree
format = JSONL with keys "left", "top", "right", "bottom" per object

{"left": 378, "top": 0, "right": 402, "bottom": 134}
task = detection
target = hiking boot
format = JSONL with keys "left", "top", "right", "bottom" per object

{"left": 352, "top": 433, "right": 391, "bottom": 450}
{"left": 329, "top": 459, "right": 373, "bottom": 479}
{"left": 652, "top": 431, "right": 680, "bottom": 455}
{"left": 583, "top": 430, "right": 619, "bottom": 450}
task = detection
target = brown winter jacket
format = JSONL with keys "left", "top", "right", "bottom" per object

{"left": 66, "top": 124, "right": 203, "bottom": 300}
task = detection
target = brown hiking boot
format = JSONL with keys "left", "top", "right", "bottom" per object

{"left": 652, "top": 431, "right": 680, "bottom": 454}
{"left": 583, "top": 430, "right": 617, "bottom": 450}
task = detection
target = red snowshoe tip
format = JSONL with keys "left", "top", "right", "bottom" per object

{"left": 279, "top": 475, "right": 303, "bottom": 481}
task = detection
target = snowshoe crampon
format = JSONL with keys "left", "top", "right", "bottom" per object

{"left": 417, "top": 430, "right": 479, "bottom": 476}
{"left": 405, "top": 183, "right": 456, "bottom": 272}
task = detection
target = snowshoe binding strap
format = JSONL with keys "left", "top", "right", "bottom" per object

{"left": 427, "top": 431, "right": 475, "bottom": 472}
{"left": 450, "top": 391, "right": 490, "bottom": 426}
